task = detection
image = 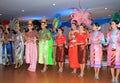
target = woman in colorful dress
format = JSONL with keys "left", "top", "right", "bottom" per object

{"left": 89, "top": 23, "right": 105, "bottom": 79}
{"left": 13, "top": 25, "right": 24, "bottom": 68}
{"left": 25, "top": 24, "right": 38, "bottom": 72}
{"left": 75, "top": 25, "right": 88, "bottom": 77}
{"left": 38, "top": 17, "right": 53, "bottom": 72}
{"left": 56, "top": 27, "right": 66, "bottom": 72}
{"left": 0, "top": 26, "right": 4, "bottom": 64}
{"left": 106, "top": 20, "right": 120, "bottom": 83}
{"left": 68, "top": 20, "right": 79, "bottom": 74}
{"left": 2, "top": 27, "right": 13, "bottom": 66}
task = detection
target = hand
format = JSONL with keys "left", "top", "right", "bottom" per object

{"left": 104, "top": 42, "right": 108, "bottom": 46}
{"left": 95, "top": 40, "right": 100, "bottom": 45}
{"left": 65, "top": 45, "right": 68, "bottom": 48}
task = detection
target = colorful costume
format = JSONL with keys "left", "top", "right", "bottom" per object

{"left": 76, "top": 32, "right": 88, "bottom": 64}
{"left": 89, "top": 31, "right": 105, "bottom": 68}
{"left": 25, "top": 31, "right": 38, "bottom": 72}
{"left": 56, "top": 35, "right": 66, "bottom": 62}
{"left": 2, "top": 33, "right": 13, "bottom": 65}
{"left": 14, "top": 32, "right": 24, "bottom": 66}
{"left": 68, "top": 30, "right": 79, "bottom": 68}
{"left": 38, "top": 29, "right": 53, "bottom": 65}
{"left": 107, "top": 29, "right": 120, "bottom": 69}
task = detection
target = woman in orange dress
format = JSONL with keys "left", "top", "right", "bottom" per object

{"left": 68, "top": 20, "right": 79, "bottom": 73}
{"left": 75, "top": 25, "right": 88, "bottom": 77}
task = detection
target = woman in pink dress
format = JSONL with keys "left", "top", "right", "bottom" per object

{"left": 89, "top": 23, "right": 105, "bottom": 80}
{"left": 68, "top": 20, "right": 79, "bottom": 74}
{"left": 106, "top": 20, "right": 120, "bottom": 83}
{"left": 25, "top": 24, "right": 38, "bottom": 72}
{"left": 75, "top": 25, "right": 88, "bottom": 77}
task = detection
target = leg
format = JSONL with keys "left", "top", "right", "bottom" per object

{"left": 115, "top": 69, "right": 120, "bottom": 83}
{"left": 41, "top": 64, "right": 47, "bottom": 72}
{"left": 71, "top": 68, "right": 77, "bottom": 74}
{"left": 78, "top": 64, "right": 84, "bottom": 77}
{"left": 82, "top": 63, "right": 85, "bottom": 74}
{"left": 58, "top": 62, "right": 64, "bottom": 72}
{"left": 111, "top": 68, "right": 115, "bottom": 82}
{"left": 95, "top": 68, "right": 100, "bottom": 80}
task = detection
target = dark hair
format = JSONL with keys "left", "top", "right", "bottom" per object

{"left": 59, "top": 26, "right": 64, "bottom": 32}
{"left": 80, "top": 23, "right": 86, "bottom": 28}
{"left": 93, "top": 23, "right": 100, "bottom": 27}
{"left": 71, "top": 20, "right": 78, "bottom": 26}
{"left": 111, "top": 20, "right": 119, "bottom": 24}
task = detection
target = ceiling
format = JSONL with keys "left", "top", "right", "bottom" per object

{"left": 0, "top": 0, "right": 120, "bottom": 22}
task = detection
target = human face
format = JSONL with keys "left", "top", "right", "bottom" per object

{"left": 41, "top": 22, "right": 47, "bottom": 29}
{"left": 28, "top": 24, "right": 33, "bottom": 30}
{"left": 15, "top": 27, "right": 20, "bottom": 32}
{"left": 79, "top": 25, "right": 84, "bottom": 32}
{"left": 92, "top": 24, "right": 98, "bottom": 31}
{"left": 71, "top": 24, "right": 76, "bottom": 30}
{"left": 111, "top": 21, "right": 117, "bottom": 30}
{"left": 52, "top": 27, "right": 56, "bottom": 32}
{"left": 58, "top": 29, "right": 62, "bottom": 35}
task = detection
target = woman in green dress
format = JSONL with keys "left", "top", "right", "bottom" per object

{"left": 38, "top": 17, "right": 53, "bottom": 72}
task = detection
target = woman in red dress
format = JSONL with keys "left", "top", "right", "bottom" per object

{"left": 75, "top": 25, "right": 88, "bottom": 77}
{"left": 68, "top": 20, "right": 79, "bottom": 73}
{"left": 56, "top": 27, "right": 66, "bottom": 72}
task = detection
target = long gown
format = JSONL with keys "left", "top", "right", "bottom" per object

{"left": 25, "top": 31, "right": 38, "bottom": 72}
{"left": 38, "top": 29, "right": 53, "bottom": 65}
{"left": 14, "top": 32, "right": 24, "bottom": 66}
{"left": 89, "top": 31, "right": 105, "bottom": 68}
{"left": 75, "top": 32, "right": 88, "bottom": 64}
{"left": 68, "top": 31, "right": 79, "bottom": 68}
{"left": 107, "top": 29, "right": 120, "bottom": 69}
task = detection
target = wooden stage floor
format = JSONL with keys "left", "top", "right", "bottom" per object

{"left": 0, "top": 63, "right": 119, "bottom": 83}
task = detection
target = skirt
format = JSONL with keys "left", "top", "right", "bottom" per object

{"left": 77, "top": 44, "right": 87, "bottom": 64}
{"left": 56, "top": 45, "right": 65, "bottom": 62}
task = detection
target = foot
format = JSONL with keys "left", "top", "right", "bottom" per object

{"left": 111, "top": 78, "right": 115, "bottom": 83}
{"left": 14, "top": 64, "right": 18, "bottom": 69}
{"left": 58, "top": 68, "right": 63, "bottom": 73}
{"left": 78, "top": 72, "right": 84, "bottom": 77}
{"left": 114, "top": 78, "right": 119, "bottom": 83}
{"left": 14, "top": 66, "right": 18, "bottom": 69}
{"left": 41, "top": 67, "right": 47, "bottom": 73}
{"left": 94, "top": 74, "right": 99, "bottom": 80}
{"left": 71, "top": 70, "right": 76, "bottom": 74}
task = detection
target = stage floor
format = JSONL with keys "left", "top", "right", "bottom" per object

{"left": 0, "top": 63, "right": 119, "bottom": 83}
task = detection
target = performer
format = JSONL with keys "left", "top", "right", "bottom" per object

{"left": 13, "top": 24, "right": 24, "bottom": 68}
{"left": 2, "top": 27, "right": 13, "bottom": 66}
{"left": 75, "top": 25, "right": 88, "bottom": 77}
{"left": 89, "top": 23, "right": 105, "bottom": 79}
{"left": 0, "top": 26, "right": 4, "bottom": 64}
{"left": 68, "top": 20, "right": 79, "bottom": 74}
{"left": 38, "top": 17, "right": 53, "bottom": 72}
{"left": 52, "top": 27, "right": 57, "bottom": 65}
{"left": 55, "top": 27, "right": 66, "bottom": 72}
{"left": 105, "top": 20, "right": 120, "bottom": 83}
{"left": 25, "top": 23, "right": 38, "bottom": 72}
